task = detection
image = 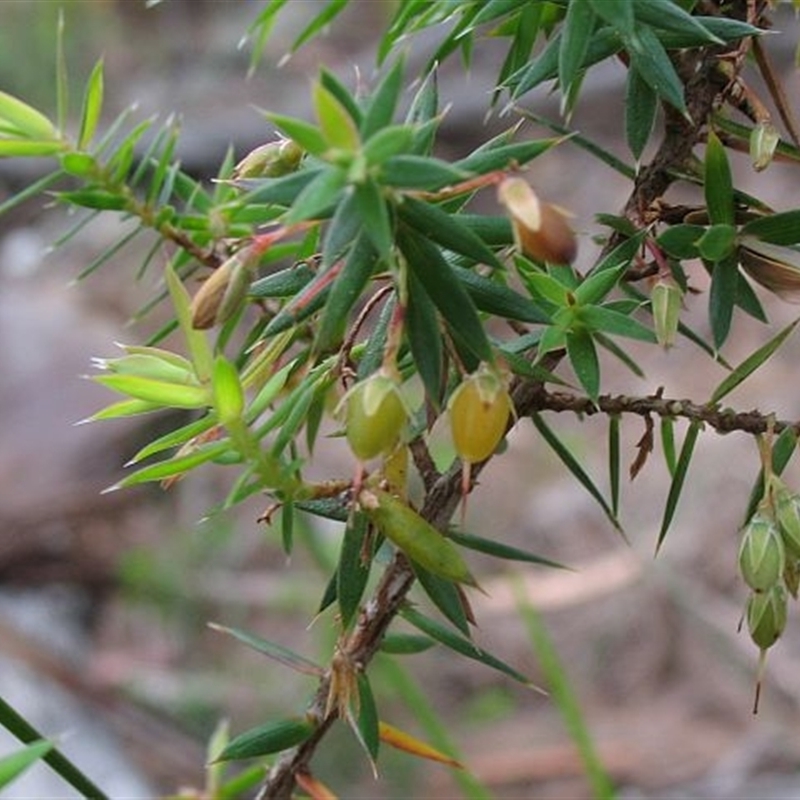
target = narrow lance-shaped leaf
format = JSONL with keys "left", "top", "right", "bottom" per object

{"left": 711, "top": 318, "right": 799, "bottom": 404}
{"left": 531, "top": 412, "right": 623, "bottom": 533}
{"left": 165, "top": 264, "right": 213, "bottom": 382}
{"left": 378, "top": 721, "right": 463, "bottom": 768}
{"left": 625, "top": 66, "right": 657, "bottom": 162}
{"left": 361, "top": 55, "right": 405, "bottom": 139}
{"left": 566, "top": 327, "right": 600, "bottom": 402}
{"left": 656, "top": 420, "right": 701, "bottom": 553}
{"left": 93, "top": 373, "right": 211, "bottom": 409}
{"left": 401, "top": 605, "right": 538, "bottom": 688}
{"left": 405, "top": 269, "right": 444, "bottom": 405}
{"left": 207, "top": 623, "right": 323, "bottom": 676}
{"left": 337, "top": 512, "right": 372, "bottom": 630}
{"left": 705, "top": 129, "right": 735, "bottom": 226}
{"left": 356, "top": 674, "right": 380, "bottom": 762}
{"left": 0, "top": 91, "right": 56, "bottom": 140}
{"left": 740, "top": 210, "right": 800, "bottom": 246}
{"left": 355, "top": 179, "right": 393, "bottom": 262}
{"left": 313, "top": 81, "right": 360, "bottom": 152}
{"left": 661, "top": 417, "right": 677, "bottom": 477}
{"left": 559, "top": 0, "right": 595, "bottom": 107}
{"left": 77, "top": 58, "right": 104, "bottom": 150}
{"left": 0, "top": 741, "right": 54, "bottom": 789}
{"left": 448, "top": 530, "right": 567, "bottom": 569}
{"left": 399, "top": 228, "right": 492, "bottom": 363}
{"left": 412, "top": 564, "right": 471, "bottom": 636}
{"left": 216, "top": 718, "right": 315, "bottom": 762}
{"left": 624, "top": 25, "right": 687, "bottom": 115}
{"left": 709, "top": 252, "right": 739, "bottom": 350}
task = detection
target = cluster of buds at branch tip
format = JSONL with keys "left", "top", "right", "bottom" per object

{"left": 497, "top": 176, "right": 577, "bottom": 266}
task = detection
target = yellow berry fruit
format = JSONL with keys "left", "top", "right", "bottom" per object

{"left": 448, "top": 367, "right": 512, "bottom": 464}
{"left": 343, "top": 373, "right": 407, "bottom": 462}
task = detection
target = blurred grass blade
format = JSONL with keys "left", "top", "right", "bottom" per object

{"left": 208, "top": 623, "right": 323, "bottom": 676}
{"left": 531, "top": 413, "right": 623, "bottom": 534}
{"left": 710, "top": 318, "right": 799, "bottom": 404}
{"left": 608, "top": 414, "right": 621, "bottom": 517}
{"left": 290, "top": 0, "right": 349, "bottom": 54}
{"left": 55, "top": 9, "right": 68, "bottom": 132}
{"left": 656, "top": 420, "right": 700, "bottom": 553}
{"left": 0, "top": 696, "right": 109, "bottom": 799}
{"left": 514, "top": 580, "right": 617, "bottom": 800}
{"left": 401, "top": 606, "right": 537, "bottom": 687}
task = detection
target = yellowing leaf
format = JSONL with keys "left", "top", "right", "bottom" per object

{"left": 378, "top": 721, "right": 463, "bottom": 769}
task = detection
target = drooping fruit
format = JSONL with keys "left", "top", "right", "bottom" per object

{"left": 342, "top": 372, "right": 407, "bottom": 462}
{"left": 738, "top": 513, "right": 785, "bottom": 593}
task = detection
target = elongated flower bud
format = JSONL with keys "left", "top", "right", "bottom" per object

{"left": 746, "top": 584, "right": 787, "bottom": 651}
{"left": 750, "top": 122, "right": 780, "bottom": 173}
{"left": 341, "top": 372, "right": 407, "bottom": 462}
{"left": 232, "top": 137, "right": 304, "bottom": 179}
{"left": 738, "top": 514, "right": 785, "bottom": 593}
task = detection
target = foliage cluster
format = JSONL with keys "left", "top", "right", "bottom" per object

{"left": 1, "top": 1, "right": 800, "bottom": 797}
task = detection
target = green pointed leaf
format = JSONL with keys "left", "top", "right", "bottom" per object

{"left": 249, "top": 261, "right": 316, "bottom": 298}
{"left": 579, "top": 305, "right": 656, "bottom": 343}
{"left": 77, "top": 58, "right": 104, "bottom": 150}
{"left": 337, "top": 513, "right": 372, "bottom": 630}
{"left": 448, "top": 530, "right": 566, "bottom": 569}
{"left": 609, "top": 414, "right": 621, "bottom": 517}
{"left": 316, "top": 232, "right": 377, "bottom": 353}
{"left": 566, "top": 328, "right": 600, "bottom": 401}
{"left": 589, "top": 0, "right": 633, "bottom": 32}
{"left": 741, "top": 211, "right": 800, "bottom": 246}
{"left": 0, "top": 696, "right": 108, "bottom": 799}
{"left": 94, "top": 373, "right": 210, "bottom": 409}
{"left": 81, "top": 398, "right": 161, "bottom": 423}
{"left": 656, "top": 420, "right": 700, "bottom": 553}
{"left": 356, "top": 674, "right": 380, "bottom": 761}
{"left": 362, "top": 57, "right": 405, "bottom": 139}
{"left": 531, "top": 413, "right": 622, "bottom": 532}
{"left": 574, "top": 262, "right": 626, "bottom": 304}
{"left": 0, "top": 91, "right": 56, "bottom": 140}
{"left": 289, "top": 0, "right": 349, "bottom": 52}
{"left": 412, "top": 564, "right": 470, "bottom": 636}
{"left": 709, "top": 253, "right": 739, "bottom": 350}
{"left": 381, "top": 155, "right": 468, "bottom": 190}
{"left": 355, "top": 179, "right": 393, "bottom": 261}
{"left": 127, "top": 414, "right": 217, "bottom": 464}
{"left": 263, "top": 112, "right": 328, "bottom": 157}
{"left": 705, "top": 130, "right": 734, "bottom": 226}
{"left": 319, "top": 67, "right": 363, "bottom": 130}
{"left": 110, "top": 440, "right": 231, "bottom": 490}
{"left": 212, "top": 356, "right": 245, "bottom": 425}
{"left": 0, "top": 139, "right": 65, "bottom": 157}
{"left": 262, "top": 262, "right": 339, "bottom": 338}
{"left": 559, "top": 0, "right": 595, "bottom": 101}
{"left": 400, "top": 197, "right": 504, "bottom": 270}
{"left": 55, "top": 188, "right": 127, "bottom": 210}
{"left": 454, "top": 138, "right": 560, "bottom": 174}
{"left": 358, "top": 294, "right": 395, "bottom": 380}
{"left": 632, "top": 0, "right": 721, "bottom": 42}
{"left": 0, "top": 741, "right": 54, "bottom": 789}
{"left": 217, "top": 718, "right": 314, "bottom": 762}
{"left": 362, "top": 124, "right": 415, "bottom": 165}
{"left": 661, "top": 417, "right": 676, "bottom": 477}
{"left": 285, "top": 166, "right": 347, "bottom": 223}
{"left": 406, "top": 268, "right": 444, "bottom": 405}
{"left": 454, "top": 265, "right": 550, "bottom": 324}
{"left": 313, "top": 82, "right": 360, "bottom": 152}
{"left": 624, "top": 25, "right": 686, "bottom": 114}
{"left": 208, "top": 623, "right": 322, "bottom": 676}
{"left": 401, "top": 606, "right": 535, "bottom": 687}
{"left": 711, "top": 318, "right": 799, "bottom": 404}
{"left": 625, "top": 66, "right": 657, "bottom": 161}
{"left": 400, "top": 228, "right": 492, "bottom": 363}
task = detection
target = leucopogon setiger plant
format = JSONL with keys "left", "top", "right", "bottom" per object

{"left": 2, "top": 1, "right": 800, "bottom": 797}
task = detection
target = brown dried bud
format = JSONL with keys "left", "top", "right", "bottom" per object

{"left": 497, "top": 177, "right": 577, "bottom": 266}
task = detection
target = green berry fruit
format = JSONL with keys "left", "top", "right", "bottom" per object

{"left": 746, "top": 584, "right": 788, "bottom": 651}
{"left": 343, "top": 373, "right": 406, "bottom": 462}
{"left": 738, "top": 514, "right": 785, "bottom": 593}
